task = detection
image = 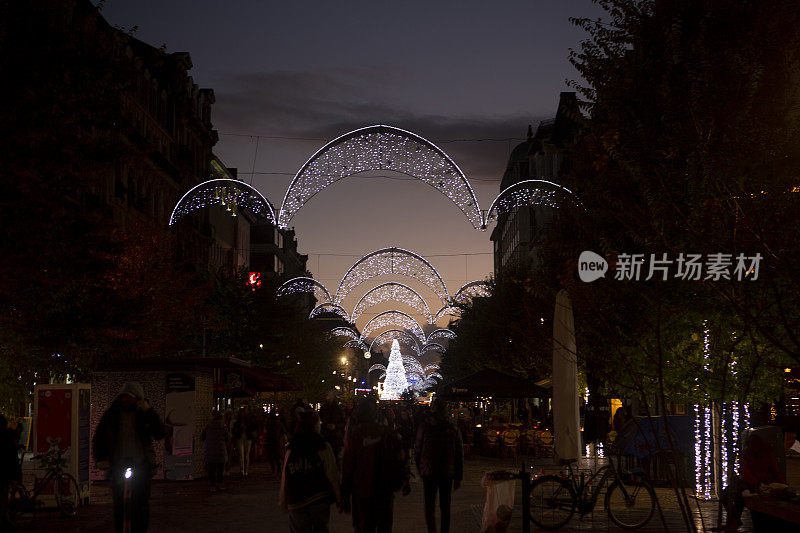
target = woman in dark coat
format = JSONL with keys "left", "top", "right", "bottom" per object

{"left": 202, "top": 409, "right": 230, "bottom": 493}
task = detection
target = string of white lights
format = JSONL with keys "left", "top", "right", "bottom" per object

{"left": 452, "top": 280, "right": 492, "bottom": 304}
{"left": 277, "top": 125, "right": 483, "bottom": 229}
{"left": 422, "top": 342, "right": 446, "bottom": 354}
{"left": 309, "top": 303, "right": 350, "bottom": 322}
{"left": 351, "top": 282, "right": 433, "bottom": 324}
{"left": 169, "top": 178, "right": 277, "bottom": 226}
{"left": 427, "top": 328, "right": 457, "bottom": 343}
{"left": 343, "top": 339, "right": 369, "bottom": 351}
{"left": 483, "top": 179, "right": 579, "bottom": 228}
{"left": 369, "top": 329, "right": 421, "bottom": 357}
{"left": 335, "top": 247, "right": 449, "bottom": 305}
{"left": 361, "top": 310, "right": 426, "bottom": 345}
{"left": 328, "top": 326, "right": 359, "bottom": 341}
{"left": 277, "top": 277, "right": 332, "bottom": 303}
{"left": 433, "top": 305, "right": 460, "bottom": 322}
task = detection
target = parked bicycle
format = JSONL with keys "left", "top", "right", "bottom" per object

{"left": 8, "top": 447, "right": 81, "bottom": 518}
{"left": 529, "top": 454, "right": 657, "bottom": 530}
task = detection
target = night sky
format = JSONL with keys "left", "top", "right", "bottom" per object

{"left": 97, "top": 0, "right": 604, "bottom": 332}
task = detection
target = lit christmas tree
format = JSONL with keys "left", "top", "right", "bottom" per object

{"left": 380, "top": 339, "right": 409, "bottom": 400}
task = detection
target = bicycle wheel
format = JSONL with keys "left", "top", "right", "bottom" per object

{"left": 605, "top": 478, "right": 656, "bottom": 529}
{"left": 529, "top": 475, "right": 576, "bottom": 530}
{"left": 55, "top": 473, "right": 81, "bottom": 517}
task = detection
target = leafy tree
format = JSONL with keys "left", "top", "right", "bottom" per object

{"left": 202, "top": 270, "right": 344, "bottom": 399}
{"left": 441, "top": 268, "right": 554, "bottom": 383}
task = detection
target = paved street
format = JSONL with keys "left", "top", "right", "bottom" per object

{"left": 12, "top": 456, "right": 757, "bottom": 533}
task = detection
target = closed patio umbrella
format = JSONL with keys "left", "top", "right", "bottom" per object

{"left": 553, "top": 289, "right": 581, "bottom": 460}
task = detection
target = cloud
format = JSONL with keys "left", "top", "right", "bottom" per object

{"left": 210, "top": 68, "right": 547, "bottom": 179}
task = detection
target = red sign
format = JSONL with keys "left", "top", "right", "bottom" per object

{"left": 248, "top": 272, "right": 262, "bottom": 290}
{"left": 36, "top": 388, "right": 72, "bottom": 452}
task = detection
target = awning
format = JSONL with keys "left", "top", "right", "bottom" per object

{"left": 436, "top": 368, "right": 547, "bottom": 400}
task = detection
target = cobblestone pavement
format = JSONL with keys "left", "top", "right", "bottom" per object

{"left": 12, "top": 456, "right": 754, "bottom": 533}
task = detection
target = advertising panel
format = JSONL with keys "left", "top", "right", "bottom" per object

{"left": 164, "top": 373, "right": 195, "bottom": 480}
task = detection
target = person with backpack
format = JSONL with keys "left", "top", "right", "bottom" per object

{"left": 342, "top": 397, "right": 410, "bottom": 533}
{"left": 279, "top": 409, "right": 341, "bottom": 532}
{"left": 415, "top": 398, "right": 463, "bottom": 533}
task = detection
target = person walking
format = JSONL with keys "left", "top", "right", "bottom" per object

{"left": 342, "top": 397, "right": 410, "bottom": 533}
{"left": 279, "top": 409, "right": 341, "bottom": 532}
{"left": 93, "top": 381, "right": 166, "bottom": 533}
{"left": 222, "top": 409, "right": 234, "bottom": 475}
{"left": 265, "top": 411, "right": 287, "bottom": 475}
{"left": 201, "top": 409, "right": 230, "bottom": 494}
{"left": 232, "top": 408, "right": 255, "bottom": 477}
{"left": 320, "top": 391, "right": 345, "bottom": 460}
{"left": 415, "top": 398, "right": 463, "bottom": 533}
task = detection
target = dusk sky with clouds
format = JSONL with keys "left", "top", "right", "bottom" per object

{"left": 97, "top": 0, "right": 605, "bottom": 332}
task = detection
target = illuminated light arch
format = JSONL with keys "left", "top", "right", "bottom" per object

{"left": 483, "top": 179, "right": 579, "bottom": 228}
{"left": 402, "top": 356, "right": 424, "bottom": 376}
{"left": 369, "top": 330, "right": 421, "bottom": 357}
{"left": 277, "top": 125, "right": 483, "bottom": 229}
{"left": 368, "top": 364, "right": 387, "bottom": 374}
{"left": 328, "top": 327, "right": 360, "bottom": 341}
{"left": 427, "top": 328, "right": 456, "bottom": 343}
{"left": 433, "top": 305, "right": 460, "bottom": 322}
{"left": 309, "top": 303, "right": 350, "bottom": 322}
{"left": 335, "top": 247, "right": 449, "bottom": 305}
{"left": 169, "top": 178, "right": 276, "bottom": 226}
{"left": 424, "top": 363, "right": 440, "bottom": 373}
{"left": 427, "top": 371, "right": 443, "bottom": 381}
{"left": 352, "top": 282, "right": 433, "bottom": 324}
{"left": 343, "top": 339, "right": 369, "bottom": 352}
{"left": 422, "top": 342, "right": 446, "bottom": 355}
{"left": 452, "top": 280, "right": 492, "bottom": 304}
{"left": 362, "top": 310, "right": 425, "bottom": 344}
{"left": 277, "top": 277, "right": 331, "bottom": 303}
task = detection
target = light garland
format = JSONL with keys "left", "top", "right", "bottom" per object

{"left": 329, "top": 327, "right": 360, "bottom": 341}
{"left": 402, "top": 356, "right": 424, "bottom": 376}
{"left": 452, "top": 280, "right": 491, "bottom": 305}
{"left": 351, "top": 282, "right": 433, "bottom": 324}
{"left": 277, "top": 277, "right": 332, "bottom": 303}
{"left": 694, "top": 404, "right": 712, "bottom": 499}
{"left": 368, "top": 364, "right": 387, "bottom": 374}
{"left": 427, "top": 328, "right": 457, "bottom": 343}
{"left": 433, "top": 305, "right": 460, "bottom": 322}
{"left": 169, "top": 178, "right": 276, "bottom": 226}
{"left": 422, "top": 342, "right": 446, "bottom": 354}
{"left": 423, "top": 364, "right": 440, "bottom": 373}
{"left": 277, "top": 125, "right": 483, "bottom": 229}
{"left": 343, "top": 339, "right": 369, "bottom": 351}
{"left": 369, "top": 329, "right": 421, "bottom": 357}
{"left": 335, "top": 247, "right": 449, "bottom": 305}
{"left": 483, "top": 179, "right": 579, "bottom": 228}
{"left": 361, "top": 310, "right": 426, "bottom": 345}
{"left": 309, "top": 303, "right": 351, "bottom": 322}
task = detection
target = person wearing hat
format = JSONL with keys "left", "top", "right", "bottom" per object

{"left": 93, "top": 381, "right": 166, "bottom": 533}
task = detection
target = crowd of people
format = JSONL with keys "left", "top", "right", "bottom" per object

{"left": 280, "top": 395, "right": 464, "bottom": 533}
{"left": 88, "top": 382, "right": 463, "bottom": 533}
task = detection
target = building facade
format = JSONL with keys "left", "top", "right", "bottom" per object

{"left": 491, "top": 92, "right": 581, "bottom": 276}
